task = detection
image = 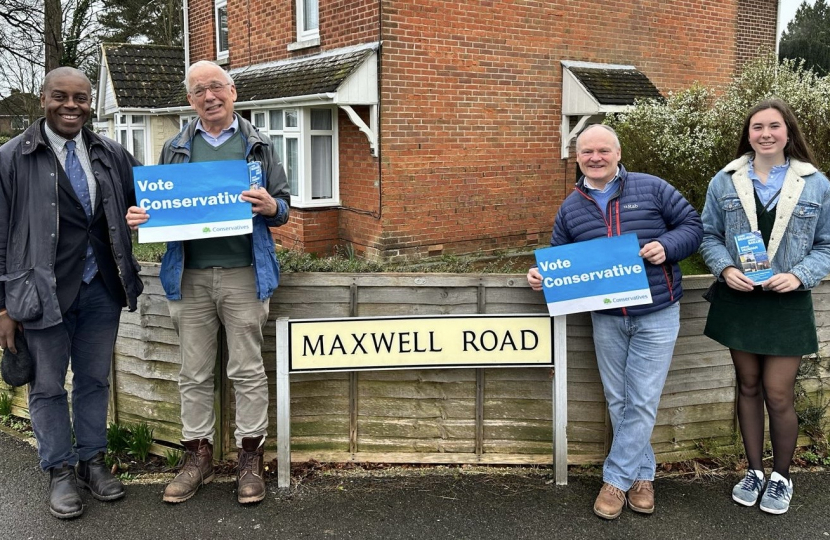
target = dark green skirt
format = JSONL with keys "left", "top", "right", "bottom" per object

{"left": 704, "top": 281, "right": 817, "bottom": 356}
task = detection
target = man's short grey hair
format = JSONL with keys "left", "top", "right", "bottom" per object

{"left": 576, "top": 124, "right": 621, "bottom": 151}
{"left": 183, "top": 60, "right": 234, "bottom": 92}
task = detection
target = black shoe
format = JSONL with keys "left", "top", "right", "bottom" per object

{"left": 77, "top": 452, "right": 125, "bottom": 502}
{"left": 49, "top": 464, "right": 83, "bottom": 519}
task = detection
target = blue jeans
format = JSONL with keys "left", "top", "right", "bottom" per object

{"left": 25, "top": 276, "right": 122, "bottom": 471}
{"left": 591, "top": 302, "right": 680, "bottom": 491}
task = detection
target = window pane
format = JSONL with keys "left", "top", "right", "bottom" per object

{"left": 285, "top": 110, "right": 298, "bottom": 128}
{"left": 217, "top": 6, "right": 228, "bottom": 53}
{"left": 310, "top": 109, "right": 331, "bottom": 130}
{"left": 270, "top": 135, "right": 284, "bottom": 163}
{"left": 253, "top": 112, "right": 266, "bottom": 129}
{"left": 132, "top": 115, "right": 145, "bottom": 125}
{"left": 286, "top": 138, "right": 299, "bottom": 197}
{"left": 270, "top": 110, "right": 283, "bottom": 130}
{"left": 132, "top": 129, "right": 146, "bottom": 164}
{"left": 119, "top": 129, "right": 127, "bottom": 146}
{"left": 303, "top": 0, "right": 319, "bottom": 32}
{"left": 311, "top": 135, "right": 332, "bottom": 199}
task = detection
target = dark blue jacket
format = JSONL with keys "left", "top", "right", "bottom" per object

{"left": 551, "top": 164, "right": 702, "bottom": 316}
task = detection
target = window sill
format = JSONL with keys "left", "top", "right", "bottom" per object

{"left": 289, "top": 199, "right": 340, "bottom": 209}
{"left": 287, "top": 37, "right": 320, "bottom": 51}
{"left": 216, "top": 55, "right": 229, "bottom": 66}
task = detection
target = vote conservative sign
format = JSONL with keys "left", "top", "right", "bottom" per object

{"left": 535, "top": 233, "right": 652, "bottom": 316}
{"left": 133, "top": 160, "right": 254, "bottom": 243}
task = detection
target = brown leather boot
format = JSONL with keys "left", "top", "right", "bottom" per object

{"left": 627, "top": 480, "right": 655, "bottom": 514}
{"left": 163, "top": 439, "right": 214, "bottom": 503}
{"left": 593, "top": 482, "right": 626, "bottom": 519}
{"left": 237, "top": 436, "right": 266, "bottom": 504}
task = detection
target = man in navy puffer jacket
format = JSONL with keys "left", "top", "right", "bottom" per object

{"left": 528, "top": 124, "right": 702, "bottom": 519}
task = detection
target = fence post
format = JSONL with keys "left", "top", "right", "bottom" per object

{"left": 553, "top": 314, "right": 568, "bottom": 485}
{"left": 276, "top": 317, "right": 291, "bottom": 489}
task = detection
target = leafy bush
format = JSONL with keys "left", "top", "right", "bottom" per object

{"left": 131, "top": 241, "right": 166, "bottom": 263}
{"left": 164, "top": 447, "right": 183, "bottom": 469}
{"left": 107, "top": 422, "right": 131, "bottom": 455}
{"left": 606, "top": 55, "right": 830, "bottom": 212}
{"left": 127, "top": 422, "right": 155, "bottom": 462}
{"left": 133, "top": 237, "right": 536, "bottom": 273}
{"left": 0, "top": 392, "right": 11, "bottom": 417}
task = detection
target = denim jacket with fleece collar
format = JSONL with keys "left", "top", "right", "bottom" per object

{"left": 700, "top": 155, "right": 830, "bottom": 290}
{"left": 158, "top": 115, "right": 290, "bottom": 301}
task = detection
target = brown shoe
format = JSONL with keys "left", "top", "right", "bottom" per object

{"left": 627, "top": 480, "right": 655, "bottom": 514}
{"left": 237, "top": 436, "right": 266, "bottom": 504}
{"left": 593, "top": 483, "right": 626, "bottom": 519}
{"left": 162, "top": 439, "right": 214, "bottom": 503}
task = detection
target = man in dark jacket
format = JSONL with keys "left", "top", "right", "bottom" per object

{"left": 0, "top": 67, "right": 143, "bottom": 519}
{"left": 127, "top": 60, "right": 290, "bottom": 506}
{"left": 528, "top": 124, "right": 702, "bottom": 520}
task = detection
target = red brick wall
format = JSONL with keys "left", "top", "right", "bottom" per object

{"left": 188, "top": 0, "right": 215, "bottom": 61}
{"left": 736, "top": 0, "right": 778, "bottom": 70}
{"left": 376, "top": 0, "right": 751, "bottom": 259}
{"left": 189, "top": 0, "right": 379, "bottom": 66}
{"left": 188, "top": 0, "right": 778, "bottom": 260}
{"left": 274, "top": 209, "right": 340, "bottom": 255}
{"left": 334, "top": 106, "right": 383, "bottom": 256}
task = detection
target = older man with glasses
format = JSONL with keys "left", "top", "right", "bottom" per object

{"left": 127, "top": 60, "right": 290, "bottom": 505}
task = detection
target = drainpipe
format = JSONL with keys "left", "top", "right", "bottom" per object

{"left": 182, "top": 0, "right": 190, "bottom": 69}
{"left": 775, "top": 0, "right": 782, "bottom": 56}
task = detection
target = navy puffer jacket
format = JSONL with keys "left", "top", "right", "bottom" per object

{"left": 551, "top": 164, "right": 702, "bottom": 316}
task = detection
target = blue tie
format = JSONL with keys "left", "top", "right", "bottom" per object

{"left": 65, "top": 140, "right": 98, "bottom": 283}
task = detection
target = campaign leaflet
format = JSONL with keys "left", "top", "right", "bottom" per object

{"left": 134, "top": 160, "right": 257, "bottom": 243}
{"left": 534, "top": 233, "right": 652, "bottom": 317}
{"left": 734, "top": 230, "right": 773, "bottom": 284}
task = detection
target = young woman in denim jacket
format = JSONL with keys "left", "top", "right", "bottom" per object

{"left": 700, "top": 98, "right": 830, "bottom": 515}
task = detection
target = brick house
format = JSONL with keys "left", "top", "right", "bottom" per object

{"left": 0, "top": 91, "right": 39, "bottom": 137}
{"left": 179, "top": 0, "right": 778, "bottom": 260}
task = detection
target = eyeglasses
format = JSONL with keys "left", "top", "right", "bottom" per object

{"left": 189, "top": 82, "right": 232, "bottom": 98}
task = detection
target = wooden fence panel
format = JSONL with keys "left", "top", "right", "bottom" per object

{"left": 3, "top": 270, "right": 829, "bottom": 467}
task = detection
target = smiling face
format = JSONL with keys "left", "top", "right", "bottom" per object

{"left": 41, "top": 71, "right": 91, "bottom": 139}
{"left": 186, "top": 63, "right": 237, "bottom": 133}
{"left": 747, "top": 107, "right": 788, "bottom": 162}
{"left": 576, "top": 126, "right": 621, "bottom": 186}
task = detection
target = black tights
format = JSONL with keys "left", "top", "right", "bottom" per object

{"left": 731, "top": 350, "right": 801, "bottom": 479}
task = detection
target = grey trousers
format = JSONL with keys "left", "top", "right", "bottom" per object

{"left": 168, "top": 266, "right": 270, "bottom": 447}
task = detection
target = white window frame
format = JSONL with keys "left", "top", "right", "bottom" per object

{"left": 115, "top": 114, "right": 149, "bottom": 164}
{"left": 253, "top": 106, "right": 338, "bottom": 208}
{"left": 179, "top": 114, "right": 197, "bottom": 131}
{"left": 11, "top": 116, "right": 30, "bottom": 131}
{"left": 215, "top": 0, "right": 229, "bottom": 61}
{"left": 296, "top": 0, "right": 319, "bottom": 43}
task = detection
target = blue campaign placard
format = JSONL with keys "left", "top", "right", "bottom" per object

{"left": 534, "top": 233, "right": 652, "bottom": 316}
{"left": 134, "top": 160, "right": 253, "bottom": 243}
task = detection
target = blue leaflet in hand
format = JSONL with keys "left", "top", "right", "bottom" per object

{"left": 734, "top": 231, "right": 773, "bottom": 284}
